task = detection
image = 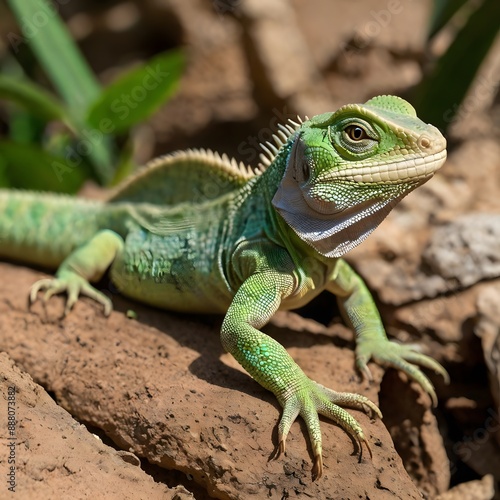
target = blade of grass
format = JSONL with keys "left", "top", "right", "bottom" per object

{"left": 0, "top": 74, "right": 69, "bottom": 123}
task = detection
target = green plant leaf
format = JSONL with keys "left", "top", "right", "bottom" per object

{"left": 413, "top": 0, "right": 500, "bottom": 132}
{"left": 7, "top": 0, "right": 115, "bottom": 185}
{"left": 87, "top": 50, "right": 184, "bottom": 134}
{"left": 428, "top": 0, "right": 469, "bottom": 39}
{"left": 6, "top": 0, "right": 100, "bottom": 115}
{"left": 0, "top": 75, "right": 68, "bottom": 122}
{"left": 0, "top": 155, "right": 11, "bottom": 188}
{"left": 0, "top": 140, "right": 88, "bottom": 193}
{"left": 110, "top": 138, "right": 136, "bottom": 186}
{"left": 8, "top": 109, "right": 46, "bottom": 144}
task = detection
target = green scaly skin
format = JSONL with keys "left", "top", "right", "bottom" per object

{"left": 0, "top": 96, "right": 449, "bottom": 479}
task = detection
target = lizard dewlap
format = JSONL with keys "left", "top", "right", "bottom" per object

{"left": 0, "top": 95, "right": 448, "bottom": 479}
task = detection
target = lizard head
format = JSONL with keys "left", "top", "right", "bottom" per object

{"left": 272, "top": 95, "right": 447, "bottom": 257}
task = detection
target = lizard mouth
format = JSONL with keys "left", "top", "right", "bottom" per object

{"left": 318, "top": 149, "right": 447, "bottom": 185}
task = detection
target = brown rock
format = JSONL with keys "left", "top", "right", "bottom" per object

{"left": 145, "top": 0, "right": 257, "bottom": 149}
{"left": 239, "top": 0, "right": 333, "bottom": 116}
{"left": 0, "top": 352, "right": 190, "bottom": 499}
{"left": 380, "top": 370, "right": 450, "bottom": 498}
{"left": 435, "top": 474, "right": 495, "bottom": 500}
{"left": 292, "top": 0, "right": 432, "bottom": 69}
{"left": 475, "top": 284, "right": 500, "bottom": 448}
{"left": 0, "top": 262, "right": 426, "bottom": 498}
{"left": 423, "top": 214, "right": 500, "bottom": 289}
{"left": 393, "top": 285, "right": 483, "bottom": 345}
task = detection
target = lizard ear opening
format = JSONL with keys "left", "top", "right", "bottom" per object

{"left": 290, "top": 133, "right": 311, "bottom": 186}
{"left": 299, "top": 156, "right": 311, "bottom": 185}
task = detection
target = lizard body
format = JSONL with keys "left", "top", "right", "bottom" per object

{"left": 0, "top": 95, "right": 448, "bottom": 478}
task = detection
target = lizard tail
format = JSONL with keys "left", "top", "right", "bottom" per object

{"left": 0, "top": 189, "right": 104, "bottom": 269}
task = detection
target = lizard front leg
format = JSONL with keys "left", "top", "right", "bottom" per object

{"left": 30, "top": 229, "right": 124, "bottom": 316}
{"left": 328, "top": 258, "right": 449, "bottom": 406}
{"left": 221, "top": 263, "right": 380, "bottom": 479}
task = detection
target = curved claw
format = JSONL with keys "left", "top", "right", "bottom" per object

{"left": 43, "top": 287, "right": 63, "bottom": 302}
{"left": 356, "top": 340, "right": 449, "bottom": 407}
{"left": 361, "top": 435, "right": 373, "bottom": 460}
{"left": 269, "top": 439, "right": 286, "bottom": 462}
{"left": 277, "top": 439, "right": 285, "bottom": 458}
{"left": 317, "top": 384, "right": 383, "bottom": 420}
{"left": 396, "top": 350, "right": 450, "bottom": 385}
{"left": 30, "top": 279, "right": 56, "bottom": 304}
{"left": 384, "top": 356, "right": 439, "bottom": 407}
{"left": 361, "top": 400, "right": 382, "bottom": 420}
{"left": 356, "top": 358, "right": 373, "bottom": 382}
{"left": 29, "top": 275, "right": 112, "bottom": 317}
{"left": 312, "top": 453, "right": 323, "bottom": 481}
{"left": 275, "top": 379, "right": 380, "bottom": 479}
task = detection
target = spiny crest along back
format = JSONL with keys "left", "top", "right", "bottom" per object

{"left": 108, "top": 117, "right": 303, "bottom": 206}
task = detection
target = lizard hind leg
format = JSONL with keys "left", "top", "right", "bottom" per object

{"left": 29, "top": 229, "right": 124, "bottom": 316}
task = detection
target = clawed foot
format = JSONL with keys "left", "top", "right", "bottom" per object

{"left": 356, "top": 340, "right": 449, "bottom": 406}
{"left": 29, "top": 270, "right": 112, "bottom": 316}
{"left": 272, "top": 379, "right": 382, "bottom": 480}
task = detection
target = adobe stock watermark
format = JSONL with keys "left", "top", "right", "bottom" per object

{"left": 6, "top": 0, "right": 71, "bottom": 53}
{"left": 443, "top": 72, "right": 500, "bottom": 127}
{"left": 449, "top": 407, "right": 500, "bottom": 477}
{"left": 339, "top": 0, "right": 414, "bottom": 61}
{"left": 52, "top": 64, "right": 171, "bottom": 182}
{"left": 5, "top": 385, "right": 17, "bottom": 493}
{"left": 456, "top": 407, "right": 500, "bottom": 457}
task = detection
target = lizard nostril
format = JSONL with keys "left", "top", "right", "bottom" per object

{"left": 418, "top": 136, "right": 431, "bottom": 149}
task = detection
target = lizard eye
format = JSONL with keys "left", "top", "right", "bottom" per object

{"left": 344, "top": 125, "right": 368, "bottom": 141}
{"left": 335, "top": 120, "right": 379, "bottom": 157}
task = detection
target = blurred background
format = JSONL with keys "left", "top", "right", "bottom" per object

{"left": 0, "top": 0, "right": 498, "bottom": 192}
{"left": 0, "top": 0, "right": 499, "bottom": 498}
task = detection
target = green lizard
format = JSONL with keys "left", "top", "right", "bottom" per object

{"left": 0, "top": 95, "right": 448, "bottom": 479}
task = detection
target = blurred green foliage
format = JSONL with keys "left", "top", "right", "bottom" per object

{"left": 0, "top": 0, "right": 184, "bottom": 193}
{"left": 413, "top": 0, "right": 499, "bottom": 132}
